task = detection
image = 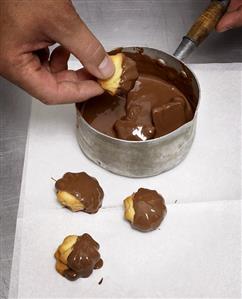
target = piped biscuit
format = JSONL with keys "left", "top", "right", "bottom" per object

{"left": 98, "top": 53, "right": 138, "bottom": 95}
{"left": 55, "top": 172, "right": 104, "bottom": 213}
{"left": 124, "top": 188, "right": 167, "bottom": 232}
{"left": 54, "top": 233, "right": 103, "bottom": 281}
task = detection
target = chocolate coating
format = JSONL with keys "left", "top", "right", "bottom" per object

{"left": 78, "top": 51, "right": 196, "bottom": 141}
{"left": 55, "top": 172, "right": 104, "bottom": 213}
{"left": 64, "top": 233, "right": 103, "bottom": 281}
{"left": 117, "top": 55, "right": 139, "bottom": 95}
{"left": 132, "top": 188, "right": 167, "bottom": 232}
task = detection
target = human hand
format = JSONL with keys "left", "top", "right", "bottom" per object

{"left": 216, "top": 0, "right": 242, "bottom": 32}
{"left": 0, "top": 0, "right": 114, "bottom": 104}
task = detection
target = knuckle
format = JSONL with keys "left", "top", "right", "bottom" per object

{"left": 84, "top": 41, "right": 105, "bottom": 65}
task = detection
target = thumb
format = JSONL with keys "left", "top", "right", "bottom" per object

{"left": 216, "top": 5, "right": 242, "bottom": 32}
{"left": 48, "top": 3, "right": 114, "bottom": 80}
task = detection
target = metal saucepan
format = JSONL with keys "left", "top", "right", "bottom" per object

{"left": 76, "top": 0, "right": 230, "bottom": 177}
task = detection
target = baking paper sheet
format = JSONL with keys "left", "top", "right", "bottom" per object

{"left": 9, "top": 64, "right": 242, "bottom": 298}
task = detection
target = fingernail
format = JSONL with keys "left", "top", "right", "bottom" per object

{"left": 98, "top": 56, "right": 115, "bottom": 78}
{"left": 219, "top": 26, "right": 232, "bottom": 32}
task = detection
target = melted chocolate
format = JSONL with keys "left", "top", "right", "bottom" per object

{"left": 132, "top": 188, "right": 167, "bottom": 232}
{"left": 117, "top": 55, "right": 139, "bottom": 95}
{"left": 55, "top": 172, "right": 104, "bottom": 214}
{"left": 80, "top": 93, "right": 126, "bottom": 137}
{"left": 152, "top": 96, "right": 192, "bottom": 137}
{"left": 123, "top": 51, "right": 198, "bottom": 112}
{"left": 77, "top": 51, "right": 197, "bottom": 141}
{"left": 115, "top": 74, "right": 193, "bottom": 140}
{"left": 64, "top": 233, "right": 103, "bottom": 281}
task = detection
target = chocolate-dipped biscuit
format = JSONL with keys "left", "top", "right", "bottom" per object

{"left": 55, "top": 172, "right": 103, "bottom": 213}
{"left": 98, "top": 53, "right": 138, "bottom": 95}
{"left": 124, "top": 188, "right": 167, "bottom": 232}
{"left": 55, "top": 233, "right": 103, "bottom": 281}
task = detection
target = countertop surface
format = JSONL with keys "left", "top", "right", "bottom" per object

{"left": 0, "top": 1, "right": 242, "bottom": 298}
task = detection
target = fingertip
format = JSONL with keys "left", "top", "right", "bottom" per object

{"left": 216, "top": 8, "right": 242, "bottom": 32}
{"left": 216, "top": 23, "right": 232, "bottom": 32}
{"left": 216, "top": 20, "right": 233, "bottom": 32}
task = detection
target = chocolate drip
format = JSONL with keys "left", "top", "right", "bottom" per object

{"left": 63, "top": 268, "right": 79, "bottom": 281}
{"left": 132, "top": 188, "right": 167, "bottom": 232}
{"left": 117, "top": 55, "right": 139, "bottom": 95}
{"left": 64, "top": 233, "right": 103, "bottom": 281}
{"left": 94, "top": 259, "right": 103, "bottom": 269}
{"left": 55, "top": 172, "right": 104, "bottom": 213}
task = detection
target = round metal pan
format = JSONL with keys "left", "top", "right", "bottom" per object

{"left": 76, "top": 47, "right": 199, "bottom": 177}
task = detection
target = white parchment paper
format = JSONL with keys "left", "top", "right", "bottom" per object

{"left": 9, "top": 64, "right": 242, "bottom": 298}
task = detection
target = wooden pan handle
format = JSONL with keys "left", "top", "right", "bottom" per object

{"left": 186, "top": 0, "right": 229, "bottom": 46}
